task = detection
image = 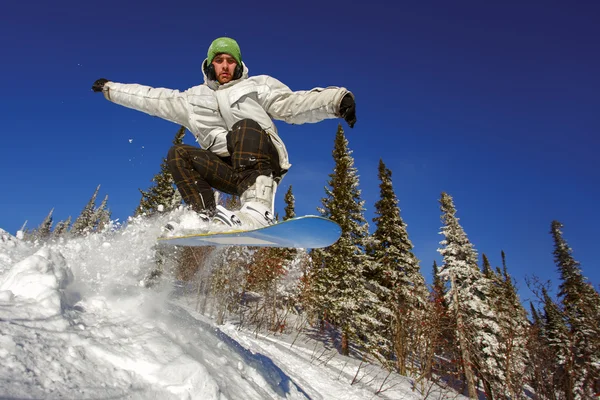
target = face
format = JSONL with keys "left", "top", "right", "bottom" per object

{"left": 211, "top": 54, "right": 238, "bottom": 84}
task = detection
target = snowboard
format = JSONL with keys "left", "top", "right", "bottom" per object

{"left": 157, "top": 215, "right": 341, "bottom": 249}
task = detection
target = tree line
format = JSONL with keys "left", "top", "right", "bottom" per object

{"left": 20, "top": 184, "right": 111, "bottom": 241}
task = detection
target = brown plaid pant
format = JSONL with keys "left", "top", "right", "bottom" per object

{"left": 167, "top": 119, "right": 282, "bottom": 212}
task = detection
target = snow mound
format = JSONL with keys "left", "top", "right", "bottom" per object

{"left": 0, "top": 247, "right": 73, "bottom": 324}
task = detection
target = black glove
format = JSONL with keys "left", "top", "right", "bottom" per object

{"left": 91, "top": 78, "right": 109, "bottom": 92}
{"left": 339, "top": 93, "right": 356, "bottom": 128}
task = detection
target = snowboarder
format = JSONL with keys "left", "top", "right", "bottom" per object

{"left": 92, "top": 37, "right": 356, "bottom": 229}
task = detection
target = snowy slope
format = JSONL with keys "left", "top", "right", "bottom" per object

{"left": 0, "top": 211, "right": 462, "bottom": 399}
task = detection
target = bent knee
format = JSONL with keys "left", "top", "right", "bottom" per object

{"left": 167, "top": 144, "right": 193, "bottom": 161}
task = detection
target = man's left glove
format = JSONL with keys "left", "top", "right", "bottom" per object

{"left": 339, "top": 94, "right": 356, "bottom": 128}
{"left": 92, "top": 78, "right": 109, "bottom": 92}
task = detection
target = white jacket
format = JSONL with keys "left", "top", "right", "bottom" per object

{"left": 103, "top": 61, "right": 353, "bottom": 171}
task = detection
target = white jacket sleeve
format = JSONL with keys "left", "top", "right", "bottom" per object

{"left": 103, "top": 82, "right": 190, "bottom": 126}
{"left": 257, "top": 77, "right": 351, "bottom": 124}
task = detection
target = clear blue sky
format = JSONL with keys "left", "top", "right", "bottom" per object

{"left": 1, "top": 0, "right": 598, "bottom": 302}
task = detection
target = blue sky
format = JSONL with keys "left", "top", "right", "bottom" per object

{"left": 1, "top": 0, "right": 598, "bottom": 302}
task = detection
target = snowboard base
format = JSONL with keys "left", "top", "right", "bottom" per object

{"left": 157, "top": 215, "right": 341, "bottom": 249}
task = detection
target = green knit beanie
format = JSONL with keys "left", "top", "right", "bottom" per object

{"left": 207, "top": 37, "right": 242, "bottom": 65}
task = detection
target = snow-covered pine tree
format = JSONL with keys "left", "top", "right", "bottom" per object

{"left": 431, "top": 261, "right": 447, "bottom": 308}
{"left": 430, "top": 261, "right": 445, "bottom": 357}
{"left": 53, "top": 216, "right": 71, "bottom": 238}
{"left": 430, "top": 260, "right": 460, "bottom": 382}
{"left": 541, "top": 287, "right": 572, "bottom": 398}
{"left": 36, "top": 208, "right": 54, "bottom": 240}
{"left": 135, "top": 126, "right": 186, "bottom": 216}
{"left": 529, "top": 302, "right": 542, "bottom": 328}
{"left": 480, "top": 252, "right": 518, "bottom": 397}
{"left": 368, "top": 158, "right": 430, "bottom": 375}
{"left": 525, "top": 295, "right": 562, "bottom": 398}
{"left": 308, "top": 124, "right": 378, "bottom": 357}
{"left": 71, "top": 185, "right": 101, "bottom": 236}
{"left": 492, "top": 252, "right": 529, "bottom": 398}
{"left": 525, "top": 303, "right": 541, "bottom": 395}
{"left": 283, "top": 185, "right": 295, "bottom": 221}
{"left": 551, "top": 220, "right": 600, "bottom": 399}
{"left": 481, "top": 253, "right": 493, "bottom": 277}
{"left": 437, "top": 192, "right": 501, "bottom": 399}
{"left": 93, "top": 195, "right": 111, "bottom": 232}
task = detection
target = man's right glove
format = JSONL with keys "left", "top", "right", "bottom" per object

{"left": 92, "top": 78, "right": 109, "bottom": 92}
{"left": 339, "top": 94, "right": 356, "bottom": 128}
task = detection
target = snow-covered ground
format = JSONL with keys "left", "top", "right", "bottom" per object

{"left": 0, "top": 214, "right": 463, "bottom": 399}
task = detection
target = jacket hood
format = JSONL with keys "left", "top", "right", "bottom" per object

{"left": 202, "top": 58, "right": 249, "bottom": 90}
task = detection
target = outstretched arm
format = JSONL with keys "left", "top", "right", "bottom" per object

{"left": 92, "top": 79, "right": 190, "bottom": 127}
{"left": 257, "top": 76, "right": 356, "bottom": 128}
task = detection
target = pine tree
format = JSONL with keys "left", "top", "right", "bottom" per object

{"left": 524, "top": 299, "right": 553, "bottom": 398}
{"left": 280, "top": 185, "right": 297, "bottom": 259}
{"left": 135, "top": 126, "right": 186, "bottom": 216}
{"left": 36, "top": 208, "right": 54, "bottom": 240}
{"left": 551, "top": 220, "right": 600, "bottom": 398}
{"left": 479, "top": 255, "right": 516, "bottom": 399}
{"left": 53, "top": 221, "right": 65, "bottom": 237}
{"left": 529, "top": 302, "right": 542, "bottom": 328}
{"left": 53, "top": 216, "right": 71, "bottom": 237}
{"left": 368, "top": 158, "right": 430, "bottom": 375}
{"left": 94, "top": 195, "right": 111, "bottom": 232}
{"left": 542, "top": 287, "right": 572, "bottom": 398}
{"left": 481, "top": 253, "right": 493, "bottom": 277}
{"left": 492, "top": 252, "right": 529, "bottom": 398}
{"left": 432, "top": 260, "right": 447, "bottom": 309}
{"left": 437, "top": 192, "right": 501, "bottom": 398}
{"left": 72, "top": 185, "right": 101, "bottom": 236}
{"left": 283, "top": 185, "right": 295, "bottom": 220}
{"left": 308, "top": 124, "right": 376, "bottom": 356}
{"left": 430, "top": 260, "right": 460, "bottom": 382}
